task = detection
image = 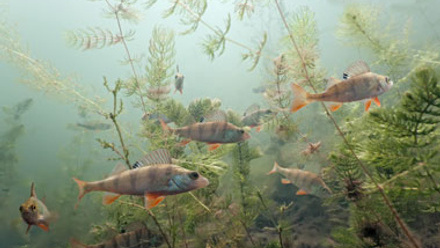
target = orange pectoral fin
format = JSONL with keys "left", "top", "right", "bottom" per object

{"left": 281, "top": 179, "right": 292, "bottom": 184}
{"left": 103, "top": 194, "right": 121, "bottom": 205}
{"left": 208, "top": 143, "right": 221, "bottom": 151}
{"left": 145, "top": 194, "right": 165, "bottom": 210}
{"left": 373, "top": 96, "right": 381, "bottom": 107}
{"left": 37, "top": 223, "right": 49, "bottom": 232}
{"left": 296, "top": 189, "right": 308, "bottom": 196}
{"left": 329, "top": 103, "right": 343, "bottom": 112}
{"left": 364, "top": 100, "right": 372, "bottom": 112}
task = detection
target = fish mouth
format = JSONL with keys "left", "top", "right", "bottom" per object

{"left": 197, "top": 177, "right": 210, "bottom": 188}
{"left": 243, "top": 132, "right": 251, "bottom": 140}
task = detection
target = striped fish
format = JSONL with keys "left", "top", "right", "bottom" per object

{"left": 267, "top": 162, "right": 332, "bottom": 198}
{"left": 19, "top": 182, "right": 56, "bottom": 234}
{"left": 73, "top": 149, "right": 209, "bottom": 210}
{"left": 290, "top": 61, "right": 393, "bottom": 112}
{"left": 241, "top": 104, "right": 274, "bottom": 132}
{"left": 160, "top": 111, "right": 250, "bottom": 151}
{"left": 70, "top": 226, "right": 154, "bottom": 248}
{"left": 174, "top": 65, "right": 184, "bottom": 94}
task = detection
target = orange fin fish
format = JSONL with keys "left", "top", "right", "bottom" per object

{"left": 329, "top": 103, "right": 343, "bottom": 112}
{"left": 296, "top": 189, "right": 308, "bottom": 195}
{"left": 208, "top": 143, "right": 221, "bottom": 151}
{"left": 281, "top": 179, "right": 291, "bottom": 184}
{"left": 145, "top": 194, "right": 165, "bottom": 210}
{"left": 373, "top": 96, "right": 381, "bottom": 106}
{"left": 364, "top": 99, "right": 372, "bottom": 111}
{"left": 103, "top": 193, "right": 121, "bottom": 205}
{"left": 290, "top": 83, "right": 312, "bottom": 112}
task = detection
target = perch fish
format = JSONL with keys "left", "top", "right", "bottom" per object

{"left": 267, "top": 162, "right": 332, "bottom": 198}
{"left": 70, "top": 226, "right": 153, "bottom": 248}
{"left": 73, "top": 149, "right": 209, "bottom": 210}
{"left": 241, "top": 104, "right": 274, "bottom": 132}
{"left": 160, "top": 110, "right": 250, "bottom": 151}
{"left": 290, "top": 61, "right": 393, "bottom": 112}
{"left": 76, "top": 121, "right": 111, "bottom": 131}
{"left": 19, "top": 182, "right": 56, "bottom": 234}
{"left": 174, "top": 65, "right": 184, "bottom": 94}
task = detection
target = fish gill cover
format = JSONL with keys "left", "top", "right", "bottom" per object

{"left": 1, "top": 0, "right": 440, "bottom": 248}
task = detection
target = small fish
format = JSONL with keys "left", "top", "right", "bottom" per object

{"left": 19, "top": 182, "right": 56, "bottom": 234}
{"left": 142, "top": 112, "right": 172, "bottom": 124}
{"left": 70, "top": 226, "right": 153, "bottom": 248}
{"left": 241, "top": 104, "right": 274, "bottom": 132}
{"left": 290, "top": 61, "right": 393, "bottom": 112}
{"left": 160, "top": 110, "right": 250, "bottom": 151}
{"left": 301, "top": 141, "right": 322, "bottom": 156}
{"left": 267, "top": 162, "right": 332, "bottom": 198}
{"left": 73, "top": 149, "right": 209, "bottom": 210}
{"left": 76, "top": 121, "right": 112, "bottom": 131}
{"left": 252, "top": 85, "right": 273, "bottom": 94}
{"left": 147, "top": 85, "right": 171, "bottom": 100}
{"left": 174, "top": 65, "right": 184, "bottom": 94}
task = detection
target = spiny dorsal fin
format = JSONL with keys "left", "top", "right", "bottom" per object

{"left": 343, "top": 60, "right": 370, "bottom": 80}
{"left": 244, "top": 104, "right": 260, "bottom": 116}
{"left": 325, "top": 77, "right": 342, "bottom": 90}
{"left": 133, "top": 149, "right": 172, "bottom": 168}
{"left": 30, "top": 182, "right": 36, "bottom": 197}
{"left": 109, "top": 163, "right": 127, "bottom": 176}
{"left": 204, "top": 110, "right": 227, "bottom": 122}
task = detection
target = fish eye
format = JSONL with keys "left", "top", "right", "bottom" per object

{"left": 385, "top": 77, "right": 389, "bottom": 83}
{"left": 175, "top": 75, "right": 178, "bottom": 79}
{"left": 239, "top": 129, "right": 245, "bottom": 134}
{"left": 189, "top": 172, "right": 199, "bottom": 180}
{"left": 19, "top": 206, "right": 23, "bottom": 211}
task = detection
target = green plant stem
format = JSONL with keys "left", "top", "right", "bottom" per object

{"left": 257, "top": 190, "right": 284, "bottom": 248}
{"left": 273, "top": 1, "right": 420, "bottom": 247}
{"left": 177, "top": 207, "right": 189, "bottom": 248}
{"left": 104, "top": 0, "right": 147, "bottom": 115}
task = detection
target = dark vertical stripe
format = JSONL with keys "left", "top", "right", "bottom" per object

{"left": 130, "top": 171, "right": 137, "bottom": 191}
{"left": 112, "top": 177, "right": 120, "bottom": 191}
{"left": 197, "top": 122, "right": 203, "bottom": 141}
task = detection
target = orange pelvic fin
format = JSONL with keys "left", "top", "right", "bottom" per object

{"left": 70, "top": 238, "right": 87, "bottom": 248}
{"left": 103, "top": 193, "right": 121, "bottom": 205}
{"left": 328, "top": 103, "right": 343, "bottom": 112}
{"left": 296, "top": 189, "right": 308, "bottom": 196}
{"left": 145, "top": 194, "right": 165, "bottom": 210}
{"left": 37, "top": 223, "right": 49, "bottom": 232}
{"left": 373, "top": 96, "right": 381, "bottom": 107}
{"left": 364, "top": 99, "right": 372, "bottom": 111}
{"left": 208, "top": 143, "right": 221, "bottom": 151}
{"left": 281, "top": 178, "right": 292, "bottom": 184}
{"left": 290, "top": 83, "right": 311, "bottom": 113}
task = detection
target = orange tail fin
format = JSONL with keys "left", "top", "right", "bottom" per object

{"left": 159, "top": 119, "right": 172, "bottom": 133}
{"left": 290, "top": 83, "right": 312, "bottom": 112}
{"left": 72, "top": 178, "right": 88, "bottom": 209}
{"left": 267, "top": 161, "right": 280, "bottom": 175}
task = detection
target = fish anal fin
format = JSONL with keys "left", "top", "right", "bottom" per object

{"left": 37, "top": 223, "right": 49, "bottom": 232}
{"left": 208, "top": 143, "right": 221, "bottom": 151}
{"left": 103, "top": 193, "right": 121, "bottom": 205}
{"left": 179, "top": 139, "right": 191, "bottom": 146}
{"left": 281, "top": 179, "right": 292, "bottom": 184}
{"left": 329, "top": 103, "right": 343, "bottom": 112}
{"left": 364, "top": 99, "right": 372, "bottom": 112}
{"left": 296, "top": 189, "right": 308, "bottom": 196}
{"left": 145, "top": 194, "right": 165, "bottom": 210}
{"left": 373, "top": 96, "right": 381, "bottom": 107}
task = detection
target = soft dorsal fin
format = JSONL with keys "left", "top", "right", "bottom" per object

{"left": 244, "top": 104, "right": 260, "bottom": 116}
{"left": 343, "top": 60, "right": 370, "bottom": 80}
{"left": 325, "top": 77, "right": 342, "bottom": 90}
{"left": 109, "top": 163, "right": 128, "bottom": 176}
{"left": 133, "top": 149, "right": 172, "bottom": 168}
{"left": 204, "top": 110, "right": 227, "bottom": 122}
